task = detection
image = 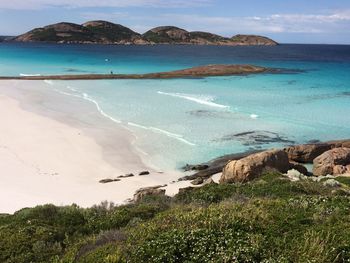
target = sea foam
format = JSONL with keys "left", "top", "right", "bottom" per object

{"left": 53, "top": 86, "right": 122, "bottom": 124}
{"left": 54, "top": 87, "right": 194, "bottom": 146}
{"left": 157, "top": 91, "right": 229, "bottom": 109}
{"left": 20, "top": 73, "right": 41, "bottom": 77}
{"left": 128, "top": 122, "right": 195, "bottom": 146}
{"left": 44, "top": 80, "right": 54, "bottom": 85}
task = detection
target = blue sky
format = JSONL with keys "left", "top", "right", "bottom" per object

{"left": 0, "top": 0, "right": 350, "bottom": 44}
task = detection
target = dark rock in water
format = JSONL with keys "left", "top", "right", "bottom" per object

{"left": 99, "top": 178, "right": 121, "bottom": 184}
{"left": 118, "top": 173, "right": 134, "bottom": 178}
{"left": 133, "top": 185, "right": 167, "bottom": 202}
{"left": 307, "top": 139, "right": 321, "bottom": 144}
{"left": 216, "top": 130, "right": 295, "bottom": 146}
{"left": 191, "top": 177, "right": 204, "bottom": 185}
{"left": 187, "top": 110, "right": 232, "bottom": 119}
{"left": 139, "top": 171, "right": 150, "bottom": 176}
{"left": 183, "top": 164, "right": 209, "bottom": 172}
{"left": 341, "top": 91, "right": 350, "bottom": 96}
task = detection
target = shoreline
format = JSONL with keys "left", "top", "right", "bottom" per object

{"left": 0, "top": 80, "right": 190, "bottom": 214}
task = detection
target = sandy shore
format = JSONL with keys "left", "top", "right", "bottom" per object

{"left": 0, "top": 80, "right": 190, "bottom": 214}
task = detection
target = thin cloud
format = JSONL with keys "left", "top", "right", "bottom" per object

{"left": 117, "top": 11, "right": 350, "bottom": 35}
{"left": 0, "top": 0, "right": 213, "bottom": 10}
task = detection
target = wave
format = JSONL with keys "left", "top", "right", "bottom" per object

{"left": 81, "top": 93, "right": 122, "bottom": 124}
{"left": 20, "top": 73, "right": 41, "bottom": 77}
{"left": 128, "top": 122, "right": 195, "bottom": 146}
{"left": 53, "top": 86, "right": 122, "bottom": 125}
{"left": 157, "top": 91, "right": 229, "bottom": 109}
{"left": 250, "top": 114, "right": 259, "bottom": 119}
{"left": 53, "top": 87, "right": 194, "bottom": 146}
{"left": 44, "top": 80, "right": 54, "bottom": 85}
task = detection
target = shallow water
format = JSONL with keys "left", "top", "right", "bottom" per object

{"left": 1, "top": 43, "right": 350, "bottom": 170}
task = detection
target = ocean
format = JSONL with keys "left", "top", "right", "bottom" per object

{"left": 1, "top": 42, "right": 350, "bottom": 170}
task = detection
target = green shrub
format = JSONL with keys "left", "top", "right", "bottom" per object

{"left": 2, "top": 173, "right": 350, "bottom": 262}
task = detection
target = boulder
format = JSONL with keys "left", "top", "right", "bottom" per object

{"left": 285, "top": 169, "right": 307, "bottom": 181}
{"left": 284, "top": 144, "right": 331, "bottom": 163}
{"left": 133, "top": 185, "right": 166, "bottom": 202}
{"left": 284, "top": 139, "right": 350, "bottom": 163}
{"left": 220, "top": 149, "right": 291, "bottom": 183}
{"left": 202, "top": 177, "right": 216, "bottom": 186}
{"left": 313, "top": 147, "right": 350, "bottom": 176}
{"left": 323, "top": 179, "right": 341, "bottom": 188}
{"left": 191, "top": 177, "right": 204, "bottom": 185}
{"left": 139, "top": 171, "right": 150, "bottom": 176}
{"left": 289, "top": 162, "right": 308, "bottom": 175}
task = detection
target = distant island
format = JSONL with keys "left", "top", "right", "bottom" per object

{"left": 11, "top": 20, "right": 278, "bottom": 46}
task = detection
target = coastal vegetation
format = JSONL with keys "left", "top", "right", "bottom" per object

{"left": 12, "top": 20, "right": 278, "bottom": 46}
{"left": 1, "top": 172, "right": 350, "bottom": 263}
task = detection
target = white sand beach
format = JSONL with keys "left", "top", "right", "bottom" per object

{"left": 0, "top": 80, "right": 190, "bottom": 214}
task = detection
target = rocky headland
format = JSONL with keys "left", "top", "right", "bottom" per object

{"left": 11, "top": 21, "right": 278, "bottom": 46}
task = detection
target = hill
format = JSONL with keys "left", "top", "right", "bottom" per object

{"left": 14, "top": 21, "right": 145, "bottom": 44}
{"left": 13, "top": 21, "right": 278, "bottom": 46}
{"left": 142, "top": 26, "right": 277, "bottom": 46}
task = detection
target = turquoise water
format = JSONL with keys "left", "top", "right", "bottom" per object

{"left": 1, "top": 43, "right": 350, "bottom": 170}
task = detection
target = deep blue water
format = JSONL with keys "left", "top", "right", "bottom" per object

{"left": 1, "top": 43, "right": 350, "bottom": 170}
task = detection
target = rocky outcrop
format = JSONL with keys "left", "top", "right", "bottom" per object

{"left": 285, "top": 144, "right": 332, "bottom": 163}
{"left": 220, "top": 149, "right": 292, "bottom": 183}
{"left": 179, "top": 150, "right": 263, "bottom": 181}
{"left": 13, "top": 21, "right": 278, "bottom": 46}
{"left": 285, "top": 139, "right": 350, "bottom": 163}
{"left": 4, "top": 64, "right": 273, "bottom": 81}
{"left": 313, "top": 148, "right": 350, "bottom": 176}
{"left": 133, "top": 185, "right": 166, "bottom": 202}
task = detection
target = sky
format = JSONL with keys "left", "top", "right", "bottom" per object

{"left": 0, "top": 0, "right": 350, "bottom": 44}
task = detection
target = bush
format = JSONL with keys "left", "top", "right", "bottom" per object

{"left": 1, "top": 173, "right": 350, "bottom": 262}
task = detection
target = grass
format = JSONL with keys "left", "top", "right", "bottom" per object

{"left": 1, "top": 172, "right": 350, "bottom": 262}
{"left": 335, "top": 176, "right": 350, "bottom": 187}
